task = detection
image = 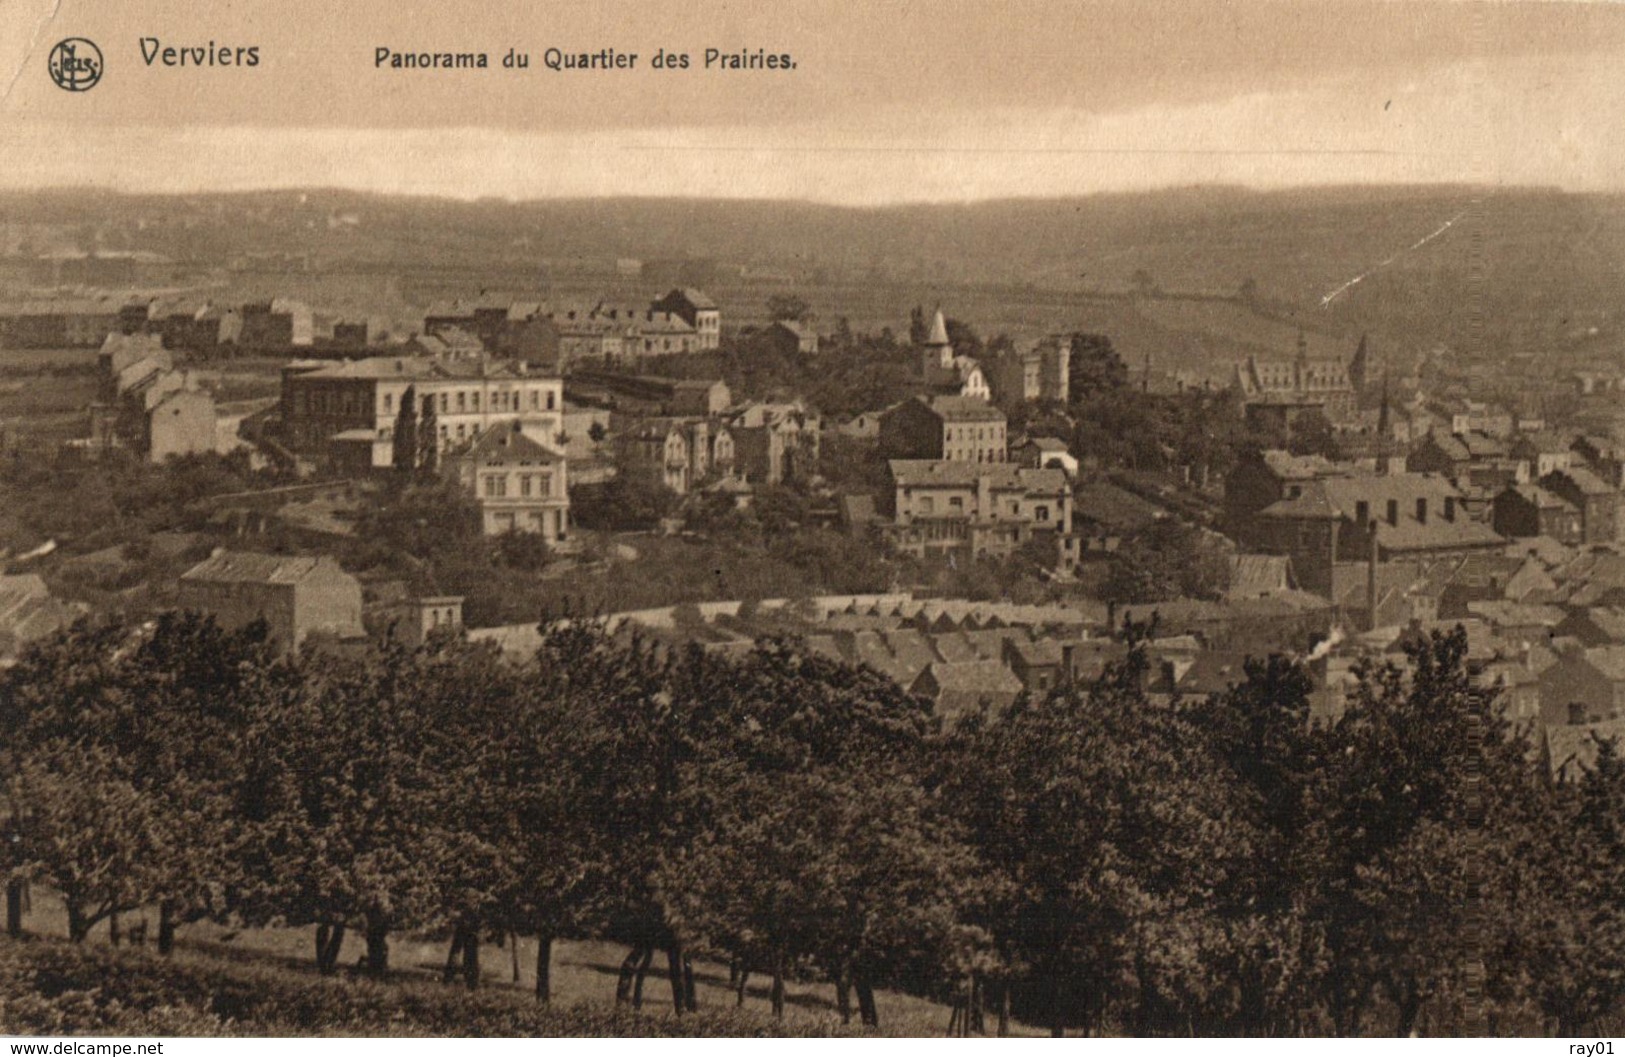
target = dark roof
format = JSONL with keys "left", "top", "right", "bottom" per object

{"left": 458, "top": 424, "right": 563, "bottom": 464}
{"left": 181, "top": 551, "right": 348, "bottom": 586}
{"left": 926, "top": 395, "right": 1006, "bottom": 423}
{"left": 888, "top": 460, "right": 1067, "bottom": 492}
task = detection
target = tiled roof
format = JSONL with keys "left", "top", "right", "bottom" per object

{"left": 181, "top": 550, "right": 344, "bottom": 586}
{"left": 458, "top": 424, "right": 563, "bottom": 463}
{"left": 1547, "top": 721, "right": 1625, "bottom": 781}
{"left": 888, "top": 460, "right": 1066, "bottom": 492}
{"left": 927, "top": 395, "right": 1005, "bottom": 422}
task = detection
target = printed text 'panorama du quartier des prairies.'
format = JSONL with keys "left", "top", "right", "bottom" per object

{"left": 127, "top": 38, "right": 797, "bottom": 72}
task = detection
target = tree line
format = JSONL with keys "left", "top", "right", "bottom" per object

{"left": 3, "top": 613, "right": 1624, "bottom": 1035}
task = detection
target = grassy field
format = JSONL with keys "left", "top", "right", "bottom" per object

{"left": 9, "top": 888, "right": 982, "bottom": 1036}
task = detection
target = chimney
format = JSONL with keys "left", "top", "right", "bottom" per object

{"left": 1416, "top": 497, "right": 1428, "bottom": 525}
{"left": 1386, "top": 499, "right": 1399, "bottom": 526}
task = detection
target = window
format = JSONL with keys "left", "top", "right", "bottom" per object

{"left": 457, "top": 391, "right": 466, "bottom": 412}
{"left": 949, "top": 496, "right": 964, "bottom": 511}
{"left": 1036, "top": 506, "right": 1050, "bottom": 522}
{"left": 383, "top": 393, "right": 393, "bottom": 413}
{"left": 439, "top": 393, "right": 449, "bottom": 413}
{"left": 547, "top": 391, "right": 556, "bottom": 411}
{"left": 485, "top": 474, "right": 507, "bottom": 498}
{"left": 919, "top": 496, "right": 935, "bottom": 514}
{"left": 471, "top": 392, "right": 480, "bottom": 412}
{"left": 521, "top": 475, "right": 533, "bottom": 497}
{"left": 530, "top": 389, "right": 539, "bottom": 410}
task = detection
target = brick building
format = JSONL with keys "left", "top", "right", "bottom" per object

{"left": 178, "top": 551, "right": 364, "bottom": 650}
{"left": 878, "top": 395, "right": 1007, "bottom": 464}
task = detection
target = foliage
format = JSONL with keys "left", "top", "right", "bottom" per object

{"left": 0, "top": 612, "right": 1617, "bottom": 1036}
{"left": 1102, "top": 520, "right": 1233, "bottom": 604}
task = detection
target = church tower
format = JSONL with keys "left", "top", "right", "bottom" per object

{"left": 920, "top": 307, "right": 953, "bottom": 381}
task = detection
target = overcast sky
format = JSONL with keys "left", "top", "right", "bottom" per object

{"left": 3, "top": 0, "right": 1623, "bottom": 204}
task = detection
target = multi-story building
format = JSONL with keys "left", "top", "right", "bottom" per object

{"left": 881, "top": 460, "right": 1074, "bottom": 565}
{"left": 650, "top": 288, "right": 722, "bottom": 350}
{"left": 918, "top": 309, "right": 990, "bottom": 400}
{"left": 984, "top": 336, "right": 1070, "bottom": 406}
{"left": 1247, "top": 473, "right": 1504, "bottom": 596}
{"left": 0, "top": 298, "right": 123, "bottom": 348}
{"left": 239, "top": 299, "right": 313, "bottom": 349}
{"left": 1233, "top": 334, "right": 1357, "bottom": 423}
{"left": 1492, "top": 484, "right": 1583, "bottom": 545}
{"left": 615, "top": 416, "right": 731, "bottom": 495}
{"left": 177, "top": 550, "right": 364, "bottom": 651}
{"left": 447, "top": 423, "right": 570, "bottom": 540}
{"left": 279, "top": 356, "right": 564, "bottom": 469}
{"left": 726, "top": 401, "right": 819, "bottom": 485}
{"left": 879, "top": 395, "right": 1007, "bottom": 464}
{"left": 1542, "top": 467, "right": 1620, "bottom": 545}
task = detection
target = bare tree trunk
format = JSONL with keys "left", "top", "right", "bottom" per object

{"left": 66, "top": 900, "right": 89, "bottom": 944}
{"left": 667, "top": 944, "right": 686, "bottom": 1016}
{"left": 364, "top": 919, "right": 389, "bottom": 978}
{"left": 856, "top": 977, "right": 879, "bottom": 1028}
{"left": 535, "top": 934, "right": 553, "bottom": 1004}
{"left": 462, "top": 926, "right": 481, "bottom": 990}
{"left": 770, "top": 953, "right": 786, "bottom": 1021}
{"left": 971, "top": 974, "right": 984, "bottom": 1034}
{"left": 5, "top": 880, "right": 23, "bottom": 938}
{"left": 616, "top": 946, "right": 641, "bottom": 1004}
{"left": 683, "top": 953, "right": 697, "bottom": 1013}
{"left": 836, "top": 968, "right": 852, "bottom": 1025}
{"left": 443, "top": 923, "right": 467, "bottom": 985}
{"left": 631, "top": 946, "right": 654, "bottom": 1009}
{"left": 998, "top": 981, "right": 1011, "bottom": 1037}
{"left": 735, "top": 966, "right": 749, "bottom": 1007}
{"left": 510, "top": 931, "right": 521, "bottom": 984}
{"left": 318, "top": 923, "right": 347, "bottom": 975}
{"left": 157, "top": 900, "right": 177, "bottom": 955}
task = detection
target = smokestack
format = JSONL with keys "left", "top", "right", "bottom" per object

{"left": 1367, "top": 518, "right": 1380, "bottom": 633}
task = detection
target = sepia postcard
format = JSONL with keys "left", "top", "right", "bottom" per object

{"left": 3, "top": 0, "right": 1625, "bottom": 1044}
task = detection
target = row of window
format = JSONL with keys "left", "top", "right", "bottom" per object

{"left": 482, "top": 472, "right": 554, "bottom": 499}
{"left": 911, "top": 495, "right": 1052, "bottom": 521}
{"left": 379, "top": 386, "right": 557, "bottom": 416}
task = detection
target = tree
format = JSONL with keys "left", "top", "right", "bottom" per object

{"left": 392, "top": 384, "right": 419, "bottom": 473}
{"left": 1102, "top": 520, "right": 1233, "bottom": 604}
{"left": 909, "top": 306, "right": 929, "bottom": 346}
{"left": 766, "top": 294, "right": 812, "bottom": 323}
{"left": 1069, "top": 333, "right": 1128, "bottom": 398}
{"left": 418, "top": 392, "right": 440, "bottom": 476}
{"left": 1287, "top": 409, "right": 1342, "bottom": 460}
{"left": 939, "top": 634, "right": 1256, "bottom": 1035}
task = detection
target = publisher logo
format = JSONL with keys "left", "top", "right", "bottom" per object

{"left": 48, "top": 38, "right": 103, "bottom": 92}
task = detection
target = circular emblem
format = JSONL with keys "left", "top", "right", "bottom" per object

{"left": 48, "top": 38, "right": 103, "bottom": 92}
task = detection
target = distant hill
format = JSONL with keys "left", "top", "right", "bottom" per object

{"left": 3, "top": 184, "right": 1622, "bottom": 370}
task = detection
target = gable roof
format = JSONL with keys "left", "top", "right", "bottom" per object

{"left": 181, "top": 550, "right": 349, "bottom": 586}
{"left": 888, "top": 460, "right": 1066, "bottom": 492}
{"left": 458, "top": 423, "right": 563, "bottom": 463}
{"left": 1546, "top": 720, "right": 1625, "bottom": 781}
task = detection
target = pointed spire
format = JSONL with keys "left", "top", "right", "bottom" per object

{"left": 926, "top": 308, "right": 949, "bottom": 347}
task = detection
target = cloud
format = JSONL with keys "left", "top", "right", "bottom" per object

{"left": 2, "top": 52, "right": 1620, "bottom": 203}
